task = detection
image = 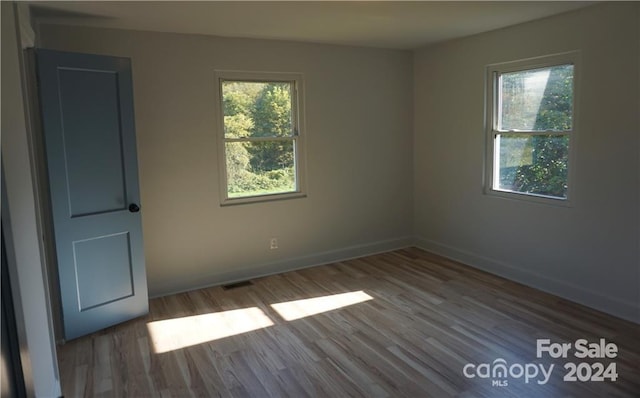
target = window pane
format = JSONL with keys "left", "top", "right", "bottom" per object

{"left": 222, "top": 81, "right": 293, "bottom": 138}
{"left": 496, "top": 133, "right": 568, "bottom": 198}
{"left": 499, "top": 64, "right": 573, "bottom": 131}
{"left": 225, "top": 140, "right": 296, "bottom": 198}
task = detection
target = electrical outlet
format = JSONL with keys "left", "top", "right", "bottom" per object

{"left": 270, "top": 238, "right": 278, "bottom": 250}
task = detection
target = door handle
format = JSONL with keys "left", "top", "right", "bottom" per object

{"left": 128, "top": 203, "right": 140, "bottom": 213}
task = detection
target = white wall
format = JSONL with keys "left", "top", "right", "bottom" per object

{"left": 1, "top": 2, "right": 61, "bottom": 396}
{"left": 38, "top": 25, "right": 415, "bottom": 297}
{"left": 414, "top": 3, "right": 640, "bottom": 322}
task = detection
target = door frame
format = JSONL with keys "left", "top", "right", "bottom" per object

{"left": 1, "top": 2, "right": 60, "bottom": 396}
{"left": 2, "top": 223, "right": 28, "bottom": 398}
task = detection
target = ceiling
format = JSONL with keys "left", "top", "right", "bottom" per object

{"left": 30, "top": 1, "right": 595, "bottom": 50}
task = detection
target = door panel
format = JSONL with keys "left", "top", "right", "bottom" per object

{"left": 37, "top": 49, "right": 148, "bottom": 340}
{"left": 58, "top": 68, "right": 127, "bottom": 217}
{"left": 74, "top": 232, "right": 134, "bottom": 311}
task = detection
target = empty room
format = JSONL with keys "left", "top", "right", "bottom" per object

{"left": 1, "top": 1, "right": 639, "bottom": 397}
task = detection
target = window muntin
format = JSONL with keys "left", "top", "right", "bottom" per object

{"left": 216, "top": 72, "right": 305, "bottom": 204}
{"left": 487, "top": 55, "right": 576, "bottom": 202}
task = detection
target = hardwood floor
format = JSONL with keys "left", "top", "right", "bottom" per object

{"left": 57, "top": 248, "right": 640, "bottom": 397}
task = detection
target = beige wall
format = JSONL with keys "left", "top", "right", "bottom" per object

{"left": 38, "top": 25, "right": 415, "bottom": 297}
{"left": 414, "top": 3, "right": 640, "bottom": 322}
{"left": 36, "top": 2, "right": 639, "bottom": 322}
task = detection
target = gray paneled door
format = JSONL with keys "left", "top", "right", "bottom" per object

{"left": 37, "top": 49, "right": 148, "bottom": 340}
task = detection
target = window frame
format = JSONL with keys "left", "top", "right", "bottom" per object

{"left": 484, "top": 52, "right": 579, "bottom": 206}
{"left": 214, "top": 70, "right": 306, "bottom": 206}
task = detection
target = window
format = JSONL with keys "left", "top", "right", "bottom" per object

{"left": 215, "top": 71, "right": 305, "bottom": 204}
{"left": 485, "top": 53, "right": 578, "bottom": 203}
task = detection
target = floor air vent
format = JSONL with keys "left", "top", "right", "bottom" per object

{"left": 222, "top": 280, "right": 253, "bottom": 290}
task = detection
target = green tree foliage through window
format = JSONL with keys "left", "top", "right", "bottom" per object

{"left": 221, "top": 81, "right": 297, "bottom": 198}
{"left": 496, "top": 64, "right": 573, "bottom": 198}
{"left": 250, "top": 84, "right": 294, "bottom": 172}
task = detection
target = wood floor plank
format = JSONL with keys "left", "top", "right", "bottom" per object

{"left": 57, "top": 248, "right": 640, "bottom": 397}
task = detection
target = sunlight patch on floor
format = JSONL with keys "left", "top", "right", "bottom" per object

{"left": 147, "top": 291, "right": 375, "bottom": 353}
{"left": 270, "top": 290, "right": 373, "bottom": 321}
{"left": 147, "top": 307, "right": 274, "bottom": 353}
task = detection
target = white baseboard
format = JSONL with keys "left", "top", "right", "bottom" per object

{"left": 414, "top": 236, "right": 640, "bottom": 324}
{"left": 150, "top": 236, "right": 414, "bottom": 299}
{"left": 149, "top": 235, "right": 639, "bottom": 324}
